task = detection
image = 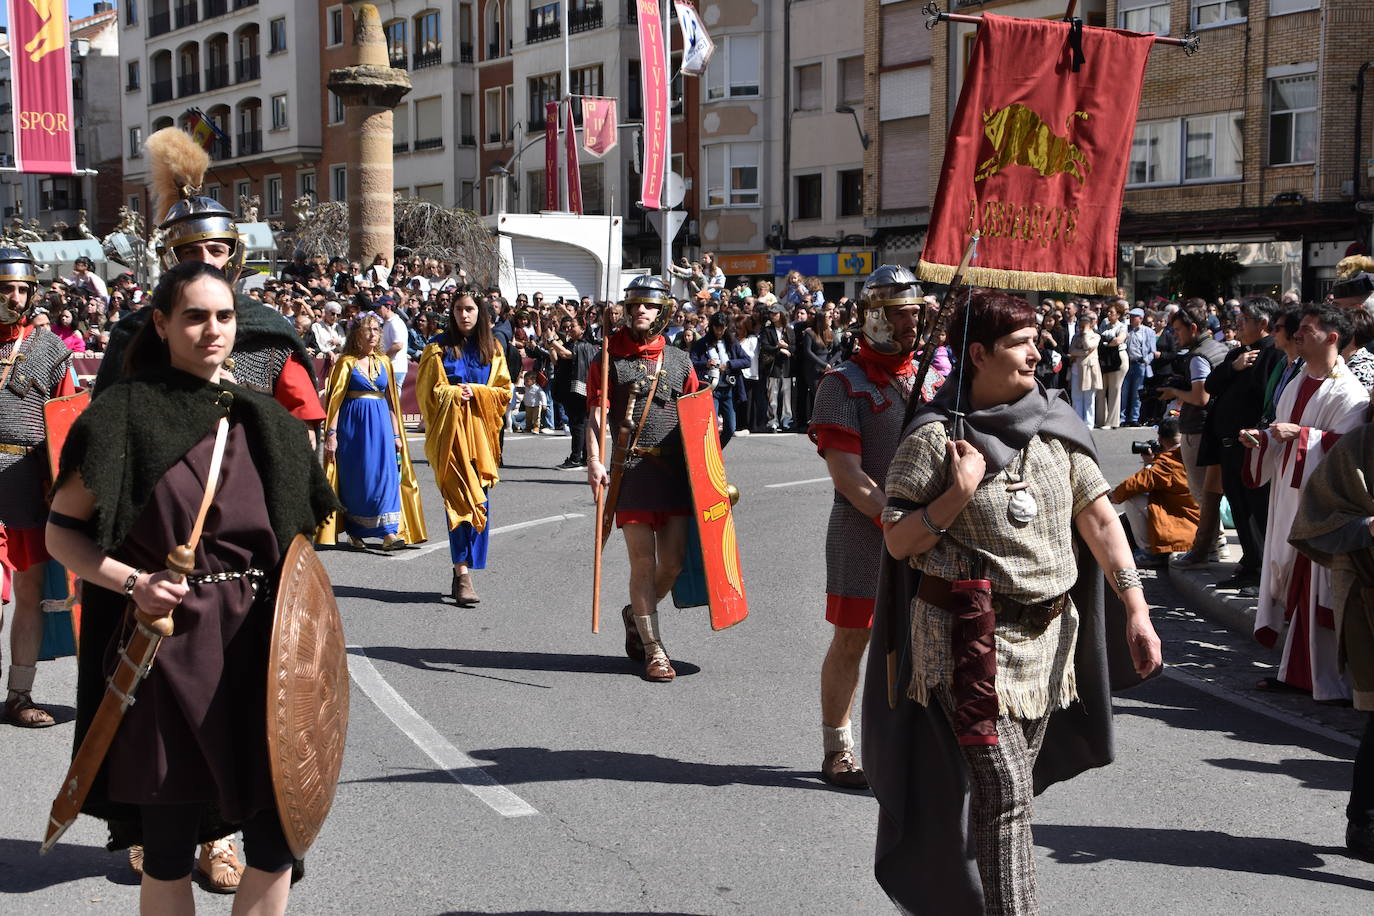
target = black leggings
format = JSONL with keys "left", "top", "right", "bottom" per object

{"left": 139, "top": 804, "right": 294, "bottom": 881}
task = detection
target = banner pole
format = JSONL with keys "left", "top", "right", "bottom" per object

{"left": 660, "top": 0, "right": 672, "bottom": 283}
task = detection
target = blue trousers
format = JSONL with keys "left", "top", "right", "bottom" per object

{"left": 1122, "top": 362, "right": 1147, "bottom": 424}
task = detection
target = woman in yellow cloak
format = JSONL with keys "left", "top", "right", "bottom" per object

{"left": 417, "top": 293, "right": 511, "bottom": 605}
{"left": 318, "top": 313, "right": 427, "bottom": 549}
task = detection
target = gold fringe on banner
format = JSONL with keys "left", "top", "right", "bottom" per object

{"left": 916, "top": 260, "right": 1118, "bottom": 297}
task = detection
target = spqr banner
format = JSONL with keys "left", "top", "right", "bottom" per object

{"left": 917, "top": 15, "right": 1154, "bottom": 296}
{"left": 6, "top": 0, "right": 77, "bottom": 175}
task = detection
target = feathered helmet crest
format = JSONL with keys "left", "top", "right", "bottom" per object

{"left": 146, "top": 127, "right": 239, "bottom": 270}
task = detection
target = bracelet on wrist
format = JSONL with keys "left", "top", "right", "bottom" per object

{"left": 123, "top": 568, "right": 145, "bottom": 597}
{"left": 919, "top": 509, "right": 949, "bottom": 537}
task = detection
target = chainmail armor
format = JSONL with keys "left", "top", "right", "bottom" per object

{"left": 229, "top": 344, "right": 291, "bottom": 394}
{"left": 610, "top": 345, "right": 694, "bottom": 513}
{"left": 0, "top": 328, "right": 73, "bottom": 527}
{"left": 811, "top": 361, "right": 910, "bottom": 601}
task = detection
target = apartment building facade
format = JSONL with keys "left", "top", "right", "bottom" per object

{"left": 1113, "top": 0, "right": 1374, "bottom": 300}
{"left": 0, "top": 7, "right": 123, "bottom": 234}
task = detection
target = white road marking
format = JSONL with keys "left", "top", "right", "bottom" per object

{"left": 393, "top": 513, "right": 585, "bottom": 561}
{"left": 1160, "top": 666, "right": 1359, "bottom": 748}
{"left": 765, "top": 477, "right": 831, "bottom": 489}
{"left": 347, "top": 647, "right": 540, "bottom": 818}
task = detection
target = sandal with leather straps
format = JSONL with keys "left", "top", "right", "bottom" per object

{"left": 4, "top": 691, "right": 55, "bottom": 728}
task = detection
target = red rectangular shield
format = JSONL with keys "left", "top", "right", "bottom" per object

{"left": 673, "top": 388, "right": 747, "bottom": 630}
{"left": 42, "top": 388, "right": 89, "bottom": 651}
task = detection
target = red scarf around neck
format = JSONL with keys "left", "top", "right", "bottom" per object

{"left": 608, "top": 327, "right": 665, "bottom": 360}
{"left": 853, "top": 338, "right": 914, "bottom": 387}
{"left": 0, "top": 322, "right": 21, "bottom": 345}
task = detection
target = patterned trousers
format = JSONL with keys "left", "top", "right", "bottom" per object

{"left": 937, "top": 687, "right": 1050, "bottom": 916}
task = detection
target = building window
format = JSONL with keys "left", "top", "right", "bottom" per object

{"left": 795, "top": 63, "right": 822, "bottom": 112}
{"left": 329, "top": 91, "right": 345, "bottom": 125}
{"left": 414, "top": 96, "right": 443, "bottom": 150}
{"left": 1192, "top": 0, "right": 1246, "bottom": 28}
{"left": 1128, "top": 120, "right": 1181, "bottom": 186}
{"left": 571, "top": 64, "right": 603, "bottom": 99}
{"left": 414, "top": 10, "right": 441, "bottom": 67}
{"left": 795, "top": 173, "right": 822, "bottom": 219}
{"left": 328, "top": 6, "right": 346, "bottom": 46}
{"left": 300, "top": 171, "right": 316, "bottom": 201}
{"left": 1184, "top": 111, "right": 1243, "bottom": 180}
{"left": 271, "top": 94, "right": 288, "bottom": 130}
{"left": 627, "top": 59, "right": 642, "bottom": 120}
{"left": 528, "top": 1, "right": 560, "bottom": 43}
{"left": 385, "top": 19, "right": 407, "bottom": 67}
{"left": 528, "top": 73, "right": 560, "bottom": 128}
{"left": 129, "top": 126, "right": 143, "bottom": 157}
{"left": 1269, "top": 0, "right": 1318, "bottom": 13}
{"left": 331, "top": 165, "right": 347, "bottom": 202}
{"left": 837, "top": 56, "right": 863, "bottom": 108}
{"left": 703, "top": 143, "right": 760, "bottom": 207}
{"left": 129, "top": 194, "right": 141, "bottom": 212}
{"left": 415, "top": 183, "right": 444, "bottom": 206}
{"left": 206, "top": 184, "right": 221, "bottom": 202}
{"left": 580, "top": 162, "right": 604, "bottom": 214}
{"left": 460, "top": 93, "right": 475, "bottom": 145}
{"left": 235, "top": 179, "right": 252, "bottom": 205}
{"left": 705, "top": 35, "right": 761, "bottom": 101}
{"left": 485, "top": 87, "right": 502, "bottom": 144}
{"left": 1120, "top": 0, "right": 1169, "bottom": 33}
{"left": 127, "top": 60, "right": 141, "bottom": 91}
{"left": 505, "top": 85, "right": 514, "bottom": 140}
{"left": 838, "top": 169, "right": 862, "bottom": 217}
{"left": 126, "top": 0, "right": 138, "bottom": 26}
{"left": 265, "top": 176, "right": 282, "bottom": 216}
{"left": 269, "top": 18, "right": 287, "bottom": 53}
{"left": 460, "top": 179, "right": 476, "bottom": 209}
{"left": 1269, "top": 74, "right": 1316, "bottom": 165}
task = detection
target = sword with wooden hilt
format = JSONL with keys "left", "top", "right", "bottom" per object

{"left": 886, "top": 233, "right": 981, "bottom": 710}
{"left": 41, "top": 417, "right": 230, "bottom": 854}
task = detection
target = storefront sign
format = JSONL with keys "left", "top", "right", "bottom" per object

{"left": 773, "top": 251, "right": 875, "bottom": 277}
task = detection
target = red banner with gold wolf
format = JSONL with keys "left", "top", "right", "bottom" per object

{"left": 6, "top": 0, "right": 77, "bottom": 175}
{"left": 917, "top": 14, "right": 1154, "bottom": 296}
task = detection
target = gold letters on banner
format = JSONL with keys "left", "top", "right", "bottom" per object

{"left": 974, "top": 105, "right": 1091, "bottom": 184}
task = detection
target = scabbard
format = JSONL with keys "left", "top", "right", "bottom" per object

{"left": 41, "top": 611, "right": 163, "bottom": 854}
{"left": 600, "top": 423, "right": 633, "bottom": 545}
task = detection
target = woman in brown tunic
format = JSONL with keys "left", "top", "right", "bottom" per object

{"left": 46, "top": 261, "right": 335, "bottom": 915}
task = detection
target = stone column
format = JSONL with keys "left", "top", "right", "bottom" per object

{"left": 327, "top": 3, "right": 412, "bottom": 263}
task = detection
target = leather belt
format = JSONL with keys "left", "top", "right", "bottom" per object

{"left": 917, "top": 574, "right": 1067, "bottom": 629}
{"left": 345, "top": 391, "right": 384, "bottom": 399}
{"left": 627, "top": 444, "right": 679, "bottom": 458}
{"left": 0, "top": 442, "right": 35, "bottom": 455}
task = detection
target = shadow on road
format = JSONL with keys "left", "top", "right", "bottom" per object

{"left": 333, "top": 586, "right": 448, "bottom": 605}
{"left": 344, "top": 745, "right": 843, "bottom": 794}
{"left": 1035, "top": 824, "right": 1374, "bottom": 892}
{"left": 360, "top": 644, "right": 702, "bottom": 679}
{"left": 1203, "top": 755, "right": 1352, "bottom": 791}
{"left": 0, "top": 837, "right": 133, "bottom": 893}
{"left": 438, "top": 912, "right": 709, "bottom": 915}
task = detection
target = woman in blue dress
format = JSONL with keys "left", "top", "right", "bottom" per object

{"left": 417, "top": 294, "right": 511, "bottom": 606}
{"left": 319, "top": 313, "right": 427, "bottom": 550}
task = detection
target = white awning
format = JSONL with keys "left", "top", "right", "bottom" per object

{"left": 236, "top": 222, "right": 278, "bottom": 254}
{"left": 26, "top": 239, "right": 105, "bottom": 266}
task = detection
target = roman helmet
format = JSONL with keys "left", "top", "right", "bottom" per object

{"left": 0, "top": 247, "right": 39, "bottom": 325}
{"left": 145, "top": 126, "right": 243, "bottom": 276}
{"left": 1332, "top": 255, "right": 1374, "bottom": 309}
{"left": 623, "top": 275, "right": 675, "bottom": 337}
{"left": 858, "top": 264, "right": 923, "bottom": 354}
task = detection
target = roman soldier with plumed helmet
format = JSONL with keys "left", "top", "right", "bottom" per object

{"left": 805, "top": 264, "right": 927, "bottom": 788}
{"left": 0, "top": 244, "right": 76, "bottom": 728}
{"left": 586, "top": 276, "right": 702, "bottom": 682}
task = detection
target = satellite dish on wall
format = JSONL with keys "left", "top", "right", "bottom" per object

{"left": 663, "top": 172, "right": 686, "bottom": 209}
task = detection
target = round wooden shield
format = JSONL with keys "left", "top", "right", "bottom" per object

{"left": 267, "top": 535, "right": 349, "bottom": 859}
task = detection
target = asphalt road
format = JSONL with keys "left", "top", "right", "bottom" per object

{"left": 1, "top": 425, "right": 1370, "bottom": 914}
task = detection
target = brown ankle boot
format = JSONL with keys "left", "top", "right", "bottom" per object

{"left": 455, "top": 573, "right": 480, "bottom": 607}
{"left": 622, "top": 604, "right": 645, "bottom": 662}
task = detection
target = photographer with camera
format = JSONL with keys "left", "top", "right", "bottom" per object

{"left": 1109, "top": 417, "right": 1199, "bottom": 567}
{"left": 1203, "top": 297, "right": 1285, "bottom": 590}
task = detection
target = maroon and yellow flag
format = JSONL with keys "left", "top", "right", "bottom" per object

{"left": 6, "top": 0, "right": 77, "bottom": 175}
{"left": 918, "top": 15, "right": 1154, "bottom": 296}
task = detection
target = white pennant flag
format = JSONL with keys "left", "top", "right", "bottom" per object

{"left": 674, "top": 2, "right": 715, "bottom": 77}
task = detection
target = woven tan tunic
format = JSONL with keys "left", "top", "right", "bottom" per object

{"left": 886, "top": 421, "right": 1109, "bottom": 720}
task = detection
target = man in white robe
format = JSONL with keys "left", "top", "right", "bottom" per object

{"left": 1242, "top": 305, "right": 1369, "bottom": 701}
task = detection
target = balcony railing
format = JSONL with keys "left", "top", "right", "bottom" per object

{"left": 413, "top": 137, "right": 443, "bottom": 152}
{"left": 233, "top": 0, "right": 257, "bottom": 9}
{"left": 149, "top": 12, "right": 171, "bottom": 36}
{"left": 41, "top": 196, "right": 86, "bottom": 212}
{"left": 235, "top": 56, "right": 260, "bottom": 82}
{"left": 209, "top": 137, "right": 232, "bottom": 160}
{"left": 528, "top": 115, "right": 548, "bottom": 131}
{"left": 177, "top": 73, "right": 200, "bottom": 96}
{"left": 527, "top": 22, "right": 560, "bottom": 44}
{"left": 174, "top": 4, "right": 198, "bottom": 28}
{"left": 390, "top": 54, "right": 408, "bottom": 70}
{"left": 206, "top": 0, "right": 228, "bottom": 16}
{"left": 460, "top": 133, "right": 476, "bottom": 146}
{"left": 394, "top": 140, "right": 410, "bottom": 154}
{"left": 205, "top": 64, "right": 229, "bottom": 90}
{"left": 487, "top": 130, "right": 501, "bottom": 144}
{"left": 487, "top": 41, "right": 501, "bottom": 59}
{"left": 570, "top": 3, "right": 603, "bottom": 33}
{"left": 413, "top": 49, "right": 442, "bottom": 69}
{"left": 151, "top": 79, "right": 173, "bottom": 103}
{"left": 460, "top": 42, "right": 473, "bottom": 63}
{"left": 627, "top": 1, "right": 636, "bottom": 24}
{"left": 236, "top": 130, "right": 263, "bottom": 155}
{"left": 126, "top": 80, "right": 140, "bottom": 92}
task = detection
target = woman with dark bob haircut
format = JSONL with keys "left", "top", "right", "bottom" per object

{"left": 46, "top": 260, "right": 336, "bottom": 914}
{"left": 869, "top": 288, "right": 1162, "bottom": 914}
